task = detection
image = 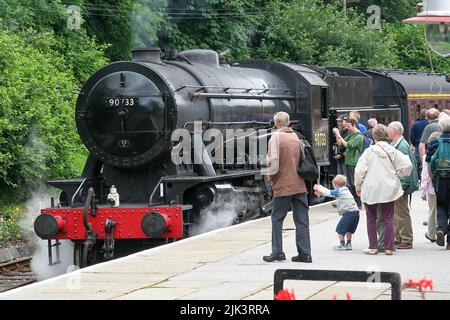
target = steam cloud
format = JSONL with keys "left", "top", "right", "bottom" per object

{"left": 130, "top": 0, "right": 166, "bottom": 48}
{"left": 21, "top": 187, "right": 75, "bottom": 281}
{"left": 189, "top": 191, "right": 247, "bottom": 236}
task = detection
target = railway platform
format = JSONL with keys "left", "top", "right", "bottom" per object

{"left": 1, "top": 191, "right": 449, "bottom": 300}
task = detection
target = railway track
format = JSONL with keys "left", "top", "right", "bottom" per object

{"left": 0, "top": 257, "right": 36, "bottom": 293}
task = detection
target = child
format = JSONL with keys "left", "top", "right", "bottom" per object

{"left": 314, "top": 175, "right": 360, "bottom": 251}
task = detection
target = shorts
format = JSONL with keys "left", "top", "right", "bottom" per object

{"left": 336, "top": 211, "right": 360, "bottom": 235}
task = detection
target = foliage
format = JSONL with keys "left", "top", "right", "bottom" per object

{"left": 386, "top": 23, "right": 450, "bottom": 74}
{"left": 257, "top": 0, "right": 397, "bottom": 68}
{"left": 158, "top": 0, "right": 272, "bottom": 60}
{"left": 0, "top": 204, "right": 25, "bottom": 245}
{"left": 0, "top": 30, "right": 81, "bottom": 192}
{"left": 325, "top": 0, "right": 417, "bottom": 23}
{"left": 84, "top": 0, "right": 166, "bottom": 61}
{"left": 0, "top": 0, "right": 108, "bottom": 84}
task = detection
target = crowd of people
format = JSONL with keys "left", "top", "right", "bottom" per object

{"left": 263, "top": 109, "right": 450, "bottom": 263}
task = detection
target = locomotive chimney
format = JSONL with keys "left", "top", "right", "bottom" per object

{"left": 131, "top": 48, "right": 162, "bottom": 64}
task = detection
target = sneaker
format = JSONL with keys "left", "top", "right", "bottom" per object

{"left": 385, "top": 250, "right": 393, "bottom": 255}
{"left": 333, "top": 244, "right": 347, "bottom": 251}
{"left": 346, "top": 243, "right": 352, "bottom": 250}
{"left": 291, "top": 255, "right": 312, "bottom": 263}
{"left": 436, "top": 231, "right": 445, "bottom": 247}
{"left": 425, "top": 233, "right": 436, "bottom": 243}
{"left": 396, "top": 242, "right": 413, "bottom": 249}
{"left": 362, "top": 248, "right": 378, "bottom": 255}
{"left": 263, "top": 252, "right": 286, "bottom": 262}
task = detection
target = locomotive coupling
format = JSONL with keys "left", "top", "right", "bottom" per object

{"left": 107, "top": 185, "right": 120, "bottom": 207}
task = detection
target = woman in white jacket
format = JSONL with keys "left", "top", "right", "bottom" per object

{"left": 355, "top": 125, "right": 413, "bottom": 255}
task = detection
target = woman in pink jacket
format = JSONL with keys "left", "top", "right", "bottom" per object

{"left": 354, "top": 125, "right": 413, "bottom": 255}
{"left": 421, "top": 132, "right": 441, "bottom": 242}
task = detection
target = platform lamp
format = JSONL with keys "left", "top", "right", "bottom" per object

{"left": 403, "top": 0, "right": 450, "bottom": 57}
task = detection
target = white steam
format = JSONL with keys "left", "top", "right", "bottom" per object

{"left": 130, "top": 0, "right": 166, "bottom": 48}
{"left": 22, "top": 187, "right": 75, "bottom": 281}
{"left": 189, "top": 192, "right": 247, "bottom": 236}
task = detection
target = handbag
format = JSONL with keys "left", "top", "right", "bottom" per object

{"left": 297, "top": 138, "right": 319, "bottom": 181}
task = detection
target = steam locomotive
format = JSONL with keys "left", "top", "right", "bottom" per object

{"left": 33, "top": 48, "right": 450, "bottom": 267}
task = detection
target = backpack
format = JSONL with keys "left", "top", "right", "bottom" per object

{"left": 430, "top": 137, "right": 450, "bottom": 178}
{"left": 361, "top": 134, "right": 373, "bottom": 152}
{"left": 294, "top": 132, "right": 319, "bottom": 181}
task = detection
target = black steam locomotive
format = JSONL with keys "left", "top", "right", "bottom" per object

{"left": 33, "top": 48, "right": 450, "bottom": 267}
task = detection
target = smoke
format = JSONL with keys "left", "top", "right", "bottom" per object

{"left": 21, "top": 187, "right": 75, "bottom": 281}
{"left": 189, "top": 191, "right": 247, "bottom": 236}
{"left": 129, "top": 0, "right": 166, "bottom": 48}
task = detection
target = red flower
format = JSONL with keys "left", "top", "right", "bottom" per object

{"left": 275, "top": 289, "right": 296, "bottom": 300}
{"left": 402, "top": 277, "right": 433, "bottom": 300}
{"left": 331, "top": 293, "right": 351, "bottom": 300}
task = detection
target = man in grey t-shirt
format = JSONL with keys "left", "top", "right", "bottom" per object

{"left": 419, "top": 108, "right": 440, "bottom": 162}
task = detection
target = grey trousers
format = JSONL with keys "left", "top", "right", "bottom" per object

{"left": 271, "top": 193, "right": 311, "bottom": 257}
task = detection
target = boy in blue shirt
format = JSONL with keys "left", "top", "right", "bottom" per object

{"left": 314, "top": 175, "right": 360, "bottom": 251}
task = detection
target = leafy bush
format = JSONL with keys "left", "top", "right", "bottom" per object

{"left": 0, "top": 29, "right": 80, "bottom": 196}
{"left": 257, "top": 0, "right": 397, "bottom": 68}
{"left": 0, "top": 204, "right": 25, "bottom": 245}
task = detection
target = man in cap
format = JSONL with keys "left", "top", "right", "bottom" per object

{"left": 334, "top": 115, "right": 350, "bottom": 177}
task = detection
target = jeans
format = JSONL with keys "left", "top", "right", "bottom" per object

{"left": 346, "top": 165, "right": 362, "bottom": 207}
{"left": 271, "top": 193, "right": 311, "bottom": 257}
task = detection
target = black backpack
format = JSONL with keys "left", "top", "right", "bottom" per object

{"left": 295, "top": 132, "right": 319, "bottom": 181}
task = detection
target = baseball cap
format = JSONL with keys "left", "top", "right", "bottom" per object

{"left": 337, "top": 114, "right": 350, "bottom": 121}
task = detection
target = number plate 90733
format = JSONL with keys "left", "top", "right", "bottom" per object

{"left": 105, "top": 97, "right": 138, "bottom": 108}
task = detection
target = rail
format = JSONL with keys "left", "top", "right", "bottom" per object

{"left": 0, "top": 257, "right": 36, "bottom": 293}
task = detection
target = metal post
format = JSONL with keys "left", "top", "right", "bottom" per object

{"left": 47, "top": 240, "right": 53, "bottom": 266}
{"left": 274, "top": 269, "right": 402, "bottom": 300}
{"left": 55, "top": 240, "right": 61, "bottom": 264}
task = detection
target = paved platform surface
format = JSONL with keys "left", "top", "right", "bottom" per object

{"left": 1, "top": 191, "right": 449, "bottom": 300}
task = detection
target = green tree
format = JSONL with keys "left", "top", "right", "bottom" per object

{"left": 325, "top": 0, "right": 417, "bottom": 22}
{"left": 386, "top": 22, "right": 450, "bottom": 73}
{"left": 84, "top": 0, "right": 167, "bottom": 61}
{"left": 0, "top": 0, "right": 107, "bottom": 84}
{"left": 159, "top": 0, "right": 272, "bottom": 60}
{"left": 258, "top": 0, "right": 397, "bottom": 68}
{"left": 0, "top": 29, "right": 81, "bottom": 201}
